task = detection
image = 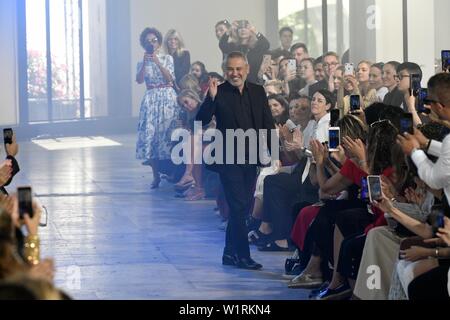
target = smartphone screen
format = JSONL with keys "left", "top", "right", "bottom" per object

{"left": 3, "top": 128, "right": 13, "bottom": 145}
{"left": 360, "top": 177, "right": 369, "bottom": 201}
{"left": 368, "top": 176, "right": 382, "bottom": 202}
{"left": 410, "top": 74, "right": 421, "bottom": 96}
{"left": 330, "top": 109, "right": 340, "bottom": 127}
{"left": 18, "top": 187, "right": 33, "bottom": 219}
{"left": 350, "top": 95, "right": 360, "bottom": 112}
{"left": 328, "top": 128, "right": 340, "bottom": 151}
{"left": 442, "top": 50, "right": 450, "bottom": 72}
{"left": 417, "top": 88, "right": 430, "bottom": 114}
{"left": 400, "top": 113, "right": 414, "bottom": 135}
{"left": 429, "top": 205, "right": 445, "bottom": 236}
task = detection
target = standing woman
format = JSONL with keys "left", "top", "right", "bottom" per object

{"left": 164, "top": 29, "right": 191, "bottom": 91}
{"left": 190, "top": 61, "right": 209, "bottom": 97}
{"left": 136, "top": 27, "right": 181, "bottom": 189}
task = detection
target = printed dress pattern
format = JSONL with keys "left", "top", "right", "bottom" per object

{"left": 136, "top": 53, "right": 181, "bottom": 161}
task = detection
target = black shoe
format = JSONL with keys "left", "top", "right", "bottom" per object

{"left": 222, "top": 254, "right": 237, "bottom": 266}
{"left": 235, "top": 257, "right": 263, "bottom": 270}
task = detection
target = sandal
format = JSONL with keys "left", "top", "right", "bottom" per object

{"left": 184, "top": 187, "right": 206, "bottom": 201}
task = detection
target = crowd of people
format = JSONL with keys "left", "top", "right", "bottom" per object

{"left": 135, "top": 19, "right": 450, "bottom": 300}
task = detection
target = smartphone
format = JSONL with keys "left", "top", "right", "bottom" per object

{"left": 429, "top": 205, "right": 445, "bottom": 236}
{"left": 360, "top": 177, "right": 369, "bottom": 201}
{"left": 344, "top": 63, "right": 354, "bottom": 76}
{"left": 330, "top": 109, "right": 340, "bottom": 127}
{"left": 18, "top": 186, "right": 33, "bottom": 219}
{"left": 410, "top": 74, "right": 421, "bottom": 97}
{"left": 350, "top": 95, "right": 361, "bottom": 113}
{"left": 400, "top": 113, "right": 414, "bottom": 135}
{"left": 328, "top": 127, "right": 340, "bottom": 152}
{"left": 237, "top": 20, "right": 249, "bottom": 30}
{"left": 3, "top": 128, "right": 13, "bottom": 145}
{"left": 285, "top": 119, "right": 298, "bottom": 133}
{"left": 367, "top": 175, "right": 383, "bottom": 203}
{"left": 442, "top": 50, "right": 450, "bottom": 72}
{"left": 287, "top": 59, "right": 297, "bottom": 75}
{"left": 416, "top": 88, "right": 431, "bottom": 114}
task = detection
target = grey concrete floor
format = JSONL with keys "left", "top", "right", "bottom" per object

{"left": 8, "top": 134, "right": 310, "bottom": 300}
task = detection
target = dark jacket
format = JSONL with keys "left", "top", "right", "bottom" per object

{"left": 196, "top": 81, "right": 275, "bottom": 172}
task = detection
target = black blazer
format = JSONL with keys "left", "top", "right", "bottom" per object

{"left": 196, "top": 81, "right": 275, "bottom": 172}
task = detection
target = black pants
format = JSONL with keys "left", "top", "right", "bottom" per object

{"left": 219, "top": 165, "right": 257, "bottom": 259}
{"left": 337, "top": 234, "right": 367, "bottom": 280}
{"left": 408, "top": 265, "right": 450, "bottom": 300}
{"left": 262, "top": 159, "right": 319, "bottom": 241}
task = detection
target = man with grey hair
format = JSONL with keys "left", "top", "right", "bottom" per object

{"left": 196, "top": 52, "right": 276, "bottom": 270}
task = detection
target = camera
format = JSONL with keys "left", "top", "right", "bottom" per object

{"left": 18, "top": 186, "right": 33, "bottom": 219}
{"left": 3, "top": 128, "right": 13, "bottom": 145}
{"left": 144, "top": 41, "right": 154, "bottom": 55}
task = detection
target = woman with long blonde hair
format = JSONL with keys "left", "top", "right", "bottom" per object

{"left": 164, "top": 29, "right": 191, "bottom": 90}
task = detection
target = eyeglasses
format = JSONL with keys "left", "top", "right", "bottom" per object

{"left": 394, "top": 74, "right": 410, "bottom": 80}
{"left": 148, "top": 38, "right": 159, "bottom": 44}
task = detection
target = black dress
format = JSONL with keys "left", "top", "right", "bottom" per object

{"left": 172, "top": 50, "right": 191, "bottom": 88}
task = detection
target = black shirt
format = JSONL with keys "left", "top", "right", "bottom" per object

{"left": 172, "top": 50, "right": 191, "bottom": 87}
{"left": 383, "top": 86, "right": 405, "bottom": 108}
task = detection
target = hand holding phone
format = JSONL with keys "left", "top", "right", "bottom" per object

{"left": 410, "top": 74, "right": 421, "bottom": 97}
{"left": 328, "top": 127, "right": 341, "bottom": 152}
{"left": 367, "top": 175, "right": 383, "bottom": 203}
{"left": 350, "top": 95, "right": 361, "bottom": 113}
{"left": 3, "top": 128, "right": 13, "bottom": 145}
{"left": 18, "top": 186, "right": 33, "bottom": 219}
{"left": 400, "top": 113, "right": 414, "bottom": 135}
{"left": 344, "top": 63, "right": 354, "bottom": 76}
{"left": 287, "top": 59, "right": 297, "bottom": 75}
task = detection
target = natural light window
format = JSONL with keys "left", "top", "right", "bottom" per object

{"left": 32, "top": 136, "right": 121, "bottom": 150}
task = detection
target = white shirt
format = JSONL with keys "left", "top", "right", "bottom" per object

{"left": 303, "top": 112, "right": 331, "bottom": 149}
{"left": 411, "top": 134, "right": 450, "bottom": 202}
{"left": 301, "top": 113, "right": 331, "bottom": 183}
{"left": 376, "top": 87, "right": 389, "bottom": 102}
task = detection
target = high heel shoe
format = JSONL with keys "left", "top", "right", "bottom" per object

{"left": 174, "top": 176, "right": 195, "bottom": 188}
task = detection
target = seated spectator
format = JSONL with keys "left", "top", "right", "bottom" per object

{"left": 309, "top": 52, "right": 340, "bottom": 98}
{"left": 179, "top": 74, "right": 202, "bottom": 98}
{"left": 190, "top": 61, "right": 209, "bottom": 96}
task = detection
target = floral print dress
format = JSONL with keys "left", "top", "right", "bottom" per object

{"left": 136, "top": 53, "right": 181, "bottom": 161}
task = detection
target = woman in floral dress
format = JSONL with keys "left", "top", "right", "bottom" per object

{"left": 136, "top": 27, "right": 181, "bottom": 189}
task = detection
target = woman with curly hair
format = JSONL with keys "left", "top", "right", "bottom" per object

{"left": 136, "top": 27, "right": 181, "bottom": 189}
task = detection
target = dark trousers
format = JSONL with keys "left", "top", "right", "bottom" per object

{"left": 262, "top": 159, "right": 319, "bottom": 241}
{"left": 219, "top": 165, "right": 257, "bottom": 259}
{"left": 408, "top": 265, "right": 450, "bottom": 300}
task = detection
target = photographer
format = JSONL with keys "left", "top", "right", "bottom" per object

{"left": 136, "top": 27, "right": 181, "bottom": 189}
{"left": 219, "top": 20, "right": 270, "bottom": 84}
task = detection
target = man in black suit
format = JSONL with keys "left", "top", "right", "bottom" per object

{"left": 196, "top": 52, "right": 275, "bottom": 270}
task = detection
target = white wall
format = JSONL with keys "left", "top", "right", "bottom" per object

{"left": 434, "top": 0, "right": 450, "bottom": 69}
{"left": 407, "top": 0, "right": 435, "bottom": 85}
{"left": 0, "top": 0, "right": 18, "bottom": 126}
{"left": 130, "top": 0, "right": 268, "bottom": 116}
{"left": 375, "top": 0, "right": 403, "bottom": 63}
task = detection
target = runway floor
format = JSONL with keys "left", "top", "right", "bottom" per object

{"left": 9, "top": 134, "right": 309, "bottom": 300}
